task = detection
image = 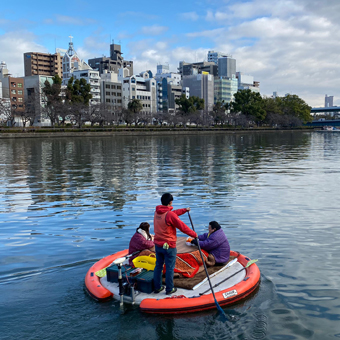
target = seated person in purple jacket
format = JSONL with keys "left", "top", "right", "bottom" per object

{"left": 191, "top": 221, "right": 230, "bottom": 265}
{"left": 128, "top": 222, "right": 155, "bottom": 265}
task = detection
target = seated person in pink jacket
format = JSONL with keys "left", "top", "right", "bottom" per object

{"left": 191, "top": 221, "right": 230, "bottom": 265}
{"left": 128, "top": 222, "right": 155, "bottom": 265}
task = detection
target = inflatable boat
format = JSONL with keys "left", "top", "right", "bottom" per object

{"left": 85, "top": 240, "right": 260, "bottom": 314}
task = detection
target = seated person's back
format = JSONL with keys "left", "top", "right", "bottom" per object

{"left": 128, "top": 222, "right": 155, "bottom": 265}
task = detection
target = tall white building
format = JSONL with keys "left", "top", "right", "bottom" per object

{"left": 325, "top": 95, "right": 334, "bottom": 107}
{"left": 155, "top": 64, "right": 183, "bottom": 112}
{"left": 236, "top": 72, "right": 260, "bottom": 93}
{"left": 120, "top": 72, "right": 157, "bottom": 113}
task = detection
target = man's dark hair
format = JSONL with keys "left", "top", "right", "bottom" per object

{"left": 209, "top": 221, "right": 221, "bottom": 230}
{"left": 161, "top": 193, "right": 173, "bottom": 206}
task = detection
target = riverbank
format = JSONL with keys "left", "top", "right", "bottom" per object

{"left": 0, "top": 126, "right": 314, "bottom": 138}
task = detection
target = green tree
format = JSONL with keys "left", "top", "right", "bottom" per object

{"left": 66, "top": 77, "right": 92, "bottom": 104}
{"left": 175, "top": 95, "right": 204, "bottom": 115}
{"left": 277, "top": 94, "right": 312, "bottom": 123}
{"left": 231, "top": 89, "right": 266, "bottom": 126}
{"left": 127, "top": 99, "right": 143, "bottom": 114}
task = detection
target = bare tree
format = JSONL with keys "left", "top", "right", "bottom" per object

{"left": 69, "top": 102, "right": 88, "bottom": 128}
{"left": 0, "top": 99, "right": 16, "bottom": 127}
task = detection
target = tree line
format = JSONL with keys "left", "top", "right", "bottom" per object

{"left": 0, "top": 75, "right": 312, "bottom": 128}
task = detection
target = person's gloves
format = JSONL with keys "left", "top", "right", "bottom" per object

{"left": 191, "top": 238, "right": 198, "bottom": 246}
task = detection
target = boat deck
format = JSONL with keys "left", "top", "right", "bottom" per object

{"left": 101, "top": 261, "right": 245, "bottom": 304}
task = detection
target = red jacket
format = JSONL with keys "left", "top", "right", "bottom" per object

{"left": 153, "top": 205, "right": 197, "bottom": 248}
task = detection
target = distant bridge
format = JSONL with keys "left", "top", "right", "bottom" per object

{"left": 306, "top": 119, "right": 340, "bottom": 128}
{"left": 311, "top": 106, "right": 340, "bottom": 114}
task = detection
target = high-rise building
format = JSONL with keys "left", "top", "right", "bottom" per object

{"left": 24, "top": 52, "right": 63, "bottom": 78}
{"left": 155, "top": 64, "right": 183, "bottom": 112}
{"left": 88, "top": 43, "right": 133, "bottom": 76}
{"left": 178, "top": 61, "right": 218, "bottom": 77}
{"left": 208, "top": 51, "right": 232, "bottom": 64}
{"left": 218, "top": 57, "right": 236, "bottom": 78}
{"left": 182, "top": 74, "right": 214, "bottom": 112}
{"left": 325, "top": 95, "right": 334, "bottom": 107}
{"left": 214, "top": 76, "right": 238, "bottom": 104}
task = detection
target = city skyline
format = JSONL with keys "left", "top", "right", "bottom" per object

{"left": 0, "top": 0, "right": 339, "bottom": 107}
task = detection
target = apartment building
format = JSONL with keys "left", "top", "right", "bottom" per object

{"left": 71, "top": 69, "right": 101, "bottom": 105}
{"left": 24, "top": 52, "right": 63, "bottom": 78}
{"left": 8, "top": 76, "right": 25, "bottom": 112}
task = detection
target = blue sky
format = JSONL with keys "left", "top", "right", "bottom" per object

{"left": 1, "top": 0, "right": 339, "bottom": 107}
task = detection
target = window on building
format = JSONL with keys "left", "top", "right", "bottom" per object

{"left": 11, "top": 82, "right": 16, "bottom": 88}
{"left": 106, "top": 99, "right": 110, "bottom": 103}
{"left": 17, "top": 83, "right": 23, "bottom": 88}
{"left": 132, "top": 87, "right": 135, "bottom": 91}
{"left": 132, "top": 96, "right": 135, "bottom": 99}
{"left": 117, "top": 85, "right": 121, "bottom": 90}
{"left": 106, "top": 92, "right": 110, "bottom": 96}
{"left": 18, "top": 90, "right": 23, "bottom": 95}
{"left": 11, "top": 90, "right": 16, "bottom": 94}
{"left": 18, "top": 98, "right": 23, "bottom": 102}
{"left": 112, "top": 92, "right": 116, "bottom": 96}
{"left": 117, "top": 93, "right": 121, "bottom": 97}
{"left": 106, "top": 84, "right": 110, "bottom": 89}
{"left": 111, "top": 85, "right": 116, "bottom": 89}
{"left": 12, "top": 97, "right": 17, "bottom": 102}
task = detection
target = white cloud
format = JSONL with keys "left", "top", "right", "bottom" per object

{"left": 179, "top": 12, "right": 199, "bottom": 21}
{"left": 140, "top": 25, "right": 168, "bottom": 36}
{"left": 0, "top": 31, "right": 48, "bottom": 77}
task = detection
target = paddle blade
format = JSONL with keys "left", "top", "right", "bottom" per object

{"left": 245, "top": 259, "right": 258, "bottom": 268}
{"left": 214, "top": 297, "right": 228, "bottom": 321}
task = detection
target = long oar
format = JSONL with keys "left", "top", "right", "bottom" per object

{"left": 188, "top": 212, "right": 228, "bottom": 320}
{"left": 200, "top": 259, "right": 258, "bottom": 295}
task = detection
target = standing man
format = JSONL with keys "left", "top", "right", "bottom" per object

{"left": 153, "top": 193, "right": 197, "bottom": 295}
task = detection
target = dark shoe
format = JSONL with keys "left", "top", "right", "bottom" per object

{"left": 166, "top": 287, "right": 177, "bottom": 295}
{"left": 154, "top": 286, "right": 165, "bottom": 294}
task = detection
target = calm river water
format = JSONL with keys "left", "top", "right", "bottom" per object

{"left": 0, "top": 131, "right": 339, "bottom": 340}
